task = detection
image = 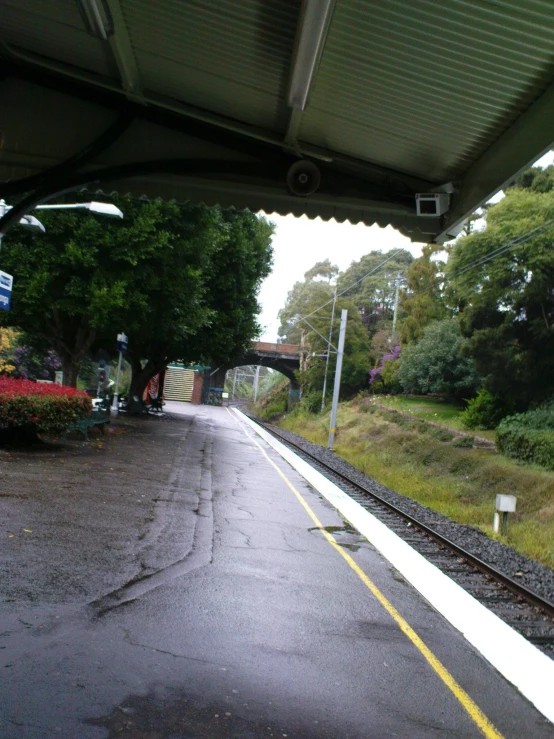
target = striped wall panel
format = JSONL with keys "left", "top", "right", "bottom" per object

{"left": 164, "top": 367, "right": 195, "bottom": 402}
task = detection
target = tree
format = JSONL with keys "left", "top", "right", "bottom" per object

{"left": 179, "top": 209, "right": 274, "bottom": 380}
{"left": 0, "top": 196, "right": 273, "bottom": 396}
{"left": 336, "top": 249, "right": 413, "bottom": 336}
{"left": 277, "top": 262, "right": 337, "bottom": 345}
{"left": 509, "top": 164, "right": 554, "bottom": 194}
{"left": 400, "top": 244, "right": 449, "bottom": 344}
{"left": 396, "top": 318, "right": 479, "bottom": 398}
{"left": 447, "top": 183, "right": 554, "bottom": 409}
{"left": 303, "top": 259, "right": 339, "bottom": 284}
{"left": 1, "top": 195, "right": 207, "bottom": 386}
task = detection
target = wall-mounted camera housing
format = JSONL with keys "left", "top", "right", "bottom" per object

{"left": 415, "top": 193, "right": 450, "bottom": 217}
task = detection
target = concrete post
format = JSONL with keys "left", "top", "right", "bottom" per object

{"left": 253, "top": 365, "right": 261, "bottom": 402}
{"left": 328, "top": 309, "right": 347, "bottom": 450}
{"left": 321, "top": 290, "right": 337, "bottom": 411}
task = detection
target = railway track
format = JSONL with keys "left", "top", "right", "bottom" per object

{"left": 253, "top": 417, "right": 554, "bottom": 656}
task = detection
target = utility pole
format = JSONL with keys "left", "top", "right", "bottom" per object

{"left": 253, "top": 365, "right": 261, "bottom": 402}
{"left": 392, "top": 271, "right": 401, "bottom": 334}
{"left": 232, "top": 368, "right": 238, "bottom": 399}
{"left": 321, "top": 290, "right": 337, "bottom": 411}
{"left": 328, "top": 309, "right": 347, "bottom": 451}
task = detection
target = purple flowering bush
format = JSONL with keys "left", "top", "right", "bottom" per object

{"left": 12, "top": 346, "right": 61, "bottom": 381}
{"left": 369, "top": 345, "right": 401, "bottom": 392}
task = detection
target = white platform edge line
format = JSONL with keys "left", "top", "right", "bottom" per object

{"left": 234, "top": 409, "right": 554, "bottom": 724}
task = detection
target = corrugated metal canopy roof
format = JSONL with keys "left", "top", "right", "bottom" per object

{"left": 1, "top": 0, "right": 554, "bottom": 242}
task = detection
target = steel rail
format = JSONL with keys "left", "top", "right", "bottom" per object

{"left": 256, "top": 419, "right": 554, "bottom": 619}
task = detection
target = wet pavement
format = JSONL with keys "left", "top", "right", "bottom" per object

{"left": 1, "top": 404, "right": 553, "bottom": 738}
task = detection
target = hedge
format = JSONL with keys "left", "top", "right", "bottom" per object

{"left": 496, "top": 403, "right": 554, "bottom": 470}
{"left": 0, "top": 377, "right": 91, "bottom": 435}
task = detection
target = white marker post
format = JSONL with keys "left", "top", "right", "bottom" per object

{"left": 493, "top": 494, "right": 517, "bottom": 535}
{"left": 111, "top": 332, "right": 128, "bottom": 418}
{"left": 328, "top": 309, "right": 347, "bottom": 451}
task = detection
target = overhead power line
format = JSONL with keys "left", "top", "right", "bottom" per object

{"left": 295, "top": 248, "right": 406, "bottom": 327}
{"left": 404, "top": 217, "right": 554, "bottom": 304}
{"left": 447, "top": 218, "right": 554, "bottom": 280}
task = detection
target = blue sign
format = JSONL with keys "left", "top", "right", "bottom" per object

{"left": 116, "top": 332, "right": 128, "bottom": 352}
{"left": 0, "top": 270, "right": 13, "bottom": 311}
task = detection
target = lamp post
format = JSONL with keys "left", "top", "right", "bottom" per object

{"left": 111, "top": 333, "right": 128, "bottom": 417}
{"left": 0, "top": 199, "right": 124, "bottom": 318}
{"left": 0, "top": 200, "right": 123, "bottom": 249}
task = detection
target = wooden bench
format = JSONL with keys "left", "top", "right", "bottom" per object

{"left": 65, "top": 410, "right": 110, "bottom": 440}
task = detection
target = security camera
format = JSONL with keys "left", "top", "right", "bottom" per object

{"left": 287, "top": 160, "right": 321, "bottom": 196}
{"left": 415, "top": 193, "right": 450, "bottom": 217}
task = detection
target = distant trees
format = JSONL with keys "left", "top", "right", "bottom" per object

{"left": 401, "top": 245, "right": 449, "bottom": 344}
{"left": 336, "top": 249, "right": 413, "bottom": 341}
{"left": 277, "top": 261, "right": 370, "bottom": 401}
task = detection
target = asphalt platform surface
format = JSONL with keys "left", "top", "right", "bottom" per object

{"left": 0, "top": 403, "right": 552, "bottom": 738}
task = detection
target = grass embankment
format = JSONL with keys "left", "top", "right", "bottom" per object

{"left": 279, "top": 397, "right": 554, "bottom": 569}
{"left": 377, "top": 395, "right": 496, "bottom": 442}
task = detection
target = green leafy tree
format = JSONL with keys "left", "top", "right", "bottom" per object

{"left": 447, "top": 183, "right": 554, "bottom": 410}
{"left": 303, "top": 259, "right": 339, "bottom": 284}
{"left": 277, "top": 262, "right": 338, "bottom": 346}
{"left": 510, "top": 164, "right": 554, "bottom": 194}
{"left": 181, "top": 210, "right": 274, "bottom": 378}
{"left": 0, "top": 196, "right": 273, "bottom": 396}
{"left": 396, "top": 318, "right": 479, "bottom": 398}
{"left": 400, "top": 244, "right": 449, "bottom": 344}
{"left": 0, "top": 195, "right": 218, "bottom": 387}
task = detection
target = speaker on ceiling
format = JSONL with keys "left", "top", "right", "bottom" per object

{"left": 286, "top": 160, "right": 321, "bottom": 196}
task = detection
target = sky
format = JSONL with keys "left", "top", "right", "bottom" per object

{"left": 256, "top": 151, "right": 554, "bottom": 342}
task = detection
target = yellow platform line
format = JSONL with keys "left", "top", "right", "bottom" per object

{"left": 229, "top": 409, "right": 504, "bottom": 739}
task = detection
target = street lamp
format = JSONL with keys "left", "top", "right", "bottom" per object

{"left": 0, "top": 199, "right": 124, "bottom": 313}
{"left": 0, "top": 199, "right": 124, "bottom": 248}
{"left": 35, "top": 202, "right": 123, "bottom": 218}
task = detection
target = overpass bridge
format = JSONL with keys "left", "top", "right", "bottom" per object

{"left": 210, "top": 342, "right": 301, "bottom": 405}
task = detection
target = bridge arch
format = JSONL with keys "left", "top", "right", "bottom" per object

{"left": 211, "top": 343, "right": 301, "bottom": 406}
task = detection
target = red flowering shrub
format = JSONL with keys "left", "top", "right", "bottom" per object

{"left": 0, "top": 377, "right": 91, "bottom": 435}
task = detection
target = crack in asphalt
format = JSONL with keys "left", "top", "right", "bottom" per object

{"left": 121, "top": 628, "right": 227, "bottom": 667}
{"left": 91, "top": 433, "right": 215, "bottom": 617}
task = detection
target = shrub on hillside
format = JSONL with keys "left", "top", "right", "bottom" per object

{"left": 251, "top": 379, "right": 289, "bottom": 421}
{"left": 0, "top": 377, "right": 91, "bottom": 436}
{"left": 496, "top": 402, "right": 554, "bottom": 469}
{"left": 460, "top": 389, "right": 512, "bottom": 430}
{"left": 430, "top": 427, "right": 455, "bottom": 442}
{"left": 396, "top": 319, "right": 479, "bottom": 398}
{"left": 300, "top": 389, "right": 323, "bottom": 414}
